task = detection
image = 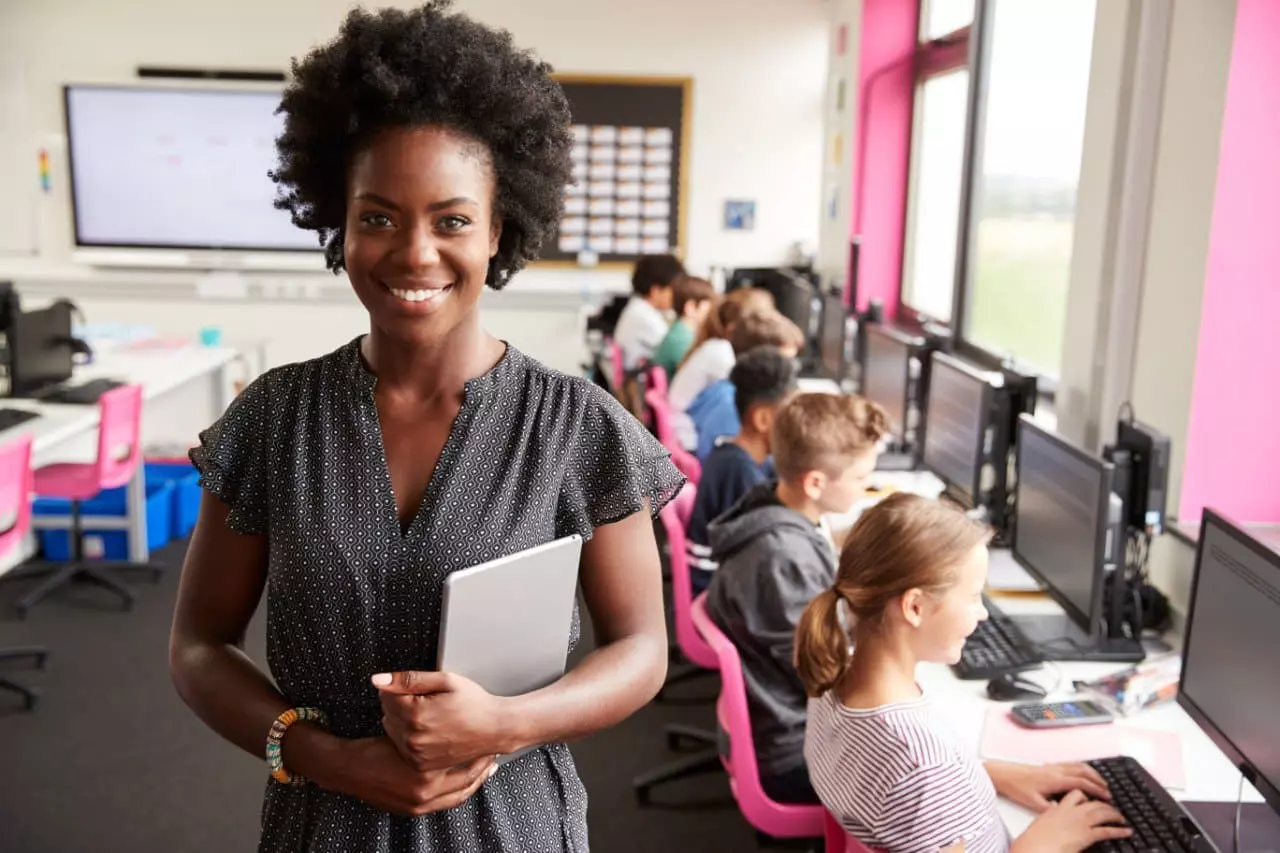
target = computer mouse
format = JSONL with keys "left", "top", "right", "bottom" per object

{"left": 986, "top": 672, "right": 1048, "bottom": 702}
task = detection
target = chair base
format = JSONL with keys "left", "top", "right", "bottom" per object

{"left": 0, "top": 646, "right": 48, "bottom": 712}
{"left": 0, "top": 676, "right": 40, "bottom": 710}
{"left": 0, "top": 646, "right": 49, "bottom": 667}
{"left": 632, "top": 746, "right": 722, "bottom": 806}
{"left": 664, "top": 722, "right": 716, "bottom": 752}
{"left": 12, "top": 562, "right": 141, "bottom": 618}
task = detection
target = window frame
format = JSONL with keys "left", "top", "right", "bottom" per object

{"left": 899, "top": 0, "right": 1076, "bottom": 392}
{"left": 896, "top": 17, "right": 974, "bottom": 331}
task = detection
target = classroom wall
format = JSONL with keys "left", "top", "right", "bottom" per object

{"left": 848, "top": 0, "right": 916, "bottom": 317}
{"left": 0, "top": 0, "right": 829, "bottom": 371}
{"left": 1176, "top": 0, "right": 1280, "bottom": 528}
{"left": 816, "top": 0, "right": 860, "bottom": 294}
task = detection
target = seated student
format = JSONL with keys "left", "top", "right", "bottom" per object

{"left": 613, "top": 254, "right": 684, "bottom": 370}
{"left": 705, "top": 392, "right": 887, "bottom": 805}
{"left": 686, "top": 346, "right": 799, "bottom": 595}
{"left": 798, "top": 493, "right": 1130, "bottom": 853}
{"left": 687, "top": 310, "right": 805, "bottom": 460}
{"left": 650, "top": 275, "right": 716, "bottom": 378}
{"left": 669, "top": 286, "right": 775, "bottom": 444}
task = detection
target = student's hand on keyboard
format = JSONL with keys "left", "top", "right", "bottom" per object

{"left": 1011, "top": 790, "right": 1132, "bottom": 853}
{"left": 986, "top": 759, "right": 1112, "bottom": 812}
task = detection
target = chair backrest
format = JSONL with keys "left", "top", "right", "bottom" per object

{"left": 96, "top": 384, "right": 144, "bottom": 491}
{"left": 690, "top": 594, "right": 826, "bottom": 839}
{"left": 608, "top": 339, "right": 626, "bottom": 394}
{"left": 645, "top": 388, "right": 703, "bottom": 486}
{"left": 648, "top": 364, "right": 669, "bottom": 398}
{"left": 823, "top": 811, "right": 880, "bottom": 853}
{"left": 659, "top": 492, "right": 717, "bottom": 671}
{"left": 0, "top": 433, "right": 34, "bottom": 556}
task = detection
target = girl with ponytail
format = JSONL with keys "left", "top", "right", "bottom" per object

{"left": 798, "top": 493, "right": 1133, "bottom": 853}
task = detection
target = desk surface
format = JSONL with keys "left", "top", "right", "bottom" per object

{"left": 0, "top": 344, "right": 238, "bottom": 455}
{"left": 924, "top": 591, "right": 1264, "bottom": 836}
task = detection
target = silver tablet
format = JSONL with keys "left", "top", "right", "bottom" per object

{"left": 437, "top": 535, "right": 583, "bottom": 701}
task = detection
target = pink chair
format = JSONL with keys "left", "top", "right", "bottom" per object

{"left": 16, "top": 385, "right": 147, "bottom": 617}
{"left": 633, "top": 489, "right": 724, "bottom": 803}
{"left": 0, "top": 434, "right": 49, "bottom": 709}
{"left": 608, "top": 339, "right": 626, "bottom": 394}
{"left": 824, "top": 810, "right": 881, "bottom": 852}
{"left": 691, "top": 593, "right": 826, "bottom": 840}
{"left": 647, "top": 364, "right": 669, "bottom": 398}
{"left": 644, "top": 388, "right": 702, "bottom": 487}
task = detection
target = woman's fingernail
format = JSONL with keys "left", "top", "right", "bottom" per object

{"left": 371, "top": 673, "right": 393, "bottom": 686}
{"left": 487, "top": 765, "right": 499, "bottom": 779}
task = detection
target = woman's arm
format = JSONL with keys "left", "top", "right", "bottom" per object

{"left": 373, "top": 508, "right": 669, "bottom": 765}
{"left": 171, "top": 496, "right": 495, "bottom": 815}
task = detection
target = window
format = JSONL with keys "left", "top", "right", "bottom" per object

{"left": 962, "top": 0, "right": 1097, "bottom": 375}
{"left": 901, "top": 69, "right": 969, "bottom": 322}
{"left": 921, "top": 0, "right": 975, "bottom": 41}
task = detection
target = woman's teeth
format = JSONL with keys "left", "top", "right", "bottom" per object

{"left": 388, "top": 286, "right": 450, "bottom": 303}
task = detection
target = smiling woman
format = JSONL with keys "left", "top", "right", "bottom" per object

{"left": 167, "top": 3, "right": 684, "bottom": 852}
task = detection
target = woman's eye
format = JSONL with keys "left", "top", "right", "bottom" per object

{"left": 360, "top": 213, "right": 393, "bottom": 228}
{"left": 439, "top": 215, "right": 471, "bottom": 232}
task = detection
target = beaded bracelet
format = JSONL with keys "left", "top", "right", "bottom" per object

{"left": 266, "top": 707, "right": 329, "bottom": 785}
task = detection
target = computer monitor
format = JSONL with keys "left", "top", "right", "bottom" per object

{"left": 726, "top": 267, "right": 816, "bottom": 345}
{"left": 1010, "top": 415, "right": 1141, "bottom": 661}
{"left": 10, "top": 303, "right": 74, "bottom": 397}
{"left": 860, "top": 324, "right": 915, "bottom": 441}
{"left": 922, "top": 352, "right": 990, "bottom": 507}
{"left": 818, "top": 288, "right": 848, "bottom": 381}
{"left": 1179, "top": 510, "right": 1280, "bottom": 825}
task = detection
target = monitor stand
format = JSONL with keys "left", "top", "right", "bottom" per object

{"left": 1183, "top": 800, "right": 1280, "bottom": 852}
{"left": 1006, "top": 611, "right": 1146, "bottom": 663}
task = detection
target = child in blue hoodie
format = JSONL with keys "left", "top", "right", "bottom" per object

{"left": 705, "top": 392, "right": 887, "bottom": 805}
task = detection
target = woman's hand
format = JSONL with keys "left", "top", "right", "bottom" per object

{"left": 1011, "top": 789, "right": 1132, "bottom": 853}
{"left": 986, "top": 760, "right": 1111, "bottom": 812}
{"left": 373, "top": 670, "right": 513, "bottom": 771}
{"left": 334, "top": 736, "right": 498, "bottom": 817}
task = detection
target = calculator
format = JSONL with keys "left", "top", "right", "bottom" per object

{"left": 1010, "top": 700, "right": 1114, "bottom": 728}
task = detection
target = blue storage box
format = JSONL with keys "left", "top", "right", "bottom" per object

{"left": 145, "top": 460, "right": 202, "bottom": 538}
{"left": 34, "top": 479, "right": 175, "bottom": 561}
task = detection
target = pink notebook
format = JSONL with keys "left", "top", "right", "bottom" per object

{"left": 979, "top": 708, "right": 1187, "bottom": 790}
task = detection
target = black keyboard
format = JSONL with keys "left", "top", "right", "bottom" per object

{"left": 0, "top": 407, "right": 39, "bottom": 432}
{"left": 37, "top": 378, "right": 124, "bottom": 405}
{"left": 1085, "top": 756, "right": 1218, "bottom": 852}
{"left": 951, "top": 595, "right": 1044, "bottom": 679}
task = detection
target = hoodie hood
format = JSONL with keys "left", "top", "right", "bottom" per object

{"left": 708, "top": 480, "right": 829, "bottom": 562}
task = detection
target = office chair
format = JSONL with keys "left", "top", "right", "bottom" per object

{"left": 0, "top": 434, "right": 49, "bottom": 710}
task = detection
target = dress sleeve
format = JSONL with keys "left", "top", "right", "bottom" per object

{"left": 188, "top": 372, "right": 274, "bottom": 536}
{"left": 557, "top": 383, "right": 687, "bottom": 538}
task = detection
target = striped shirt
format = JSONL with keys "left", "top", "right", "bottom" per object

{"left": 805, "top": 690, "right": 1009, "bottom": 853}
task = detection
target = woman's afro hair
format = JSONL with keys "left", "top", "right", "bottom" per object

{"left": 270, "top": 0, "right": 574, "bottom": 287}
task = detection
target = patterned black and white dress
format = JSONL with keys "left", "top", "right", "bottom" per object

{"left": 190, "top": 338, "right": 684, "bottom": 852}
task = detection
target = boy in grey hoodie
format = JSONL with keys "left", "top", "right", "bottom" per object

{"left": 706, "top": 392, "right": 887, "bottom": 804}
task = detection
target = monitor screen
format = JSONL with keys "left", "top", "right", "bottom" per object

{"left": 861, "top": 325, "right": 911, "bottom": 438}
{"left": 922, "top": 353, "right": 989, "bottom": 503}
{"left": 1180, "top": 511, "right": 1280, "bottom": 815}
{"left": 64, "top": 86, "right": 317, "bottom": 252}
{"left": 11, "top": 304, "right": 74, "bottom": 396}
{"left": 819, "top": 290, "right": 847, "bottom": 380}
{"left": 1012, "top": 415, "right": 1111, "bottom": 631}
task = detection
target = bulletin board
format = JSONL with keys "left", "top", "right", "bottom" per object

{"left": 539, "top": 74, "right": 692, "bottom": 267}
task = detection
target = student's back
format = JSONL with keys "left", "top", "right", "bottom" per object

{"left": 705, "top": 481, "right": 835, "bottom": 783}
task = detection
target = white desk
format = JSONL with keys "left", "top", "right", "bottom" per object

{"left": 0, "top": 343, "right": 243, "bottom": 574}
{"left": 921, "top": 589, "right": 1264, "bottom": 836}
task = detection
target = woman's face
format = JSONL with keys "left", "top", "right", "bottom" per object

{"left": 917, "top": 544, "right": 990, "bottom": 665}
{"left": 344, "top": 125, "right": 501, "bottom": 345}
